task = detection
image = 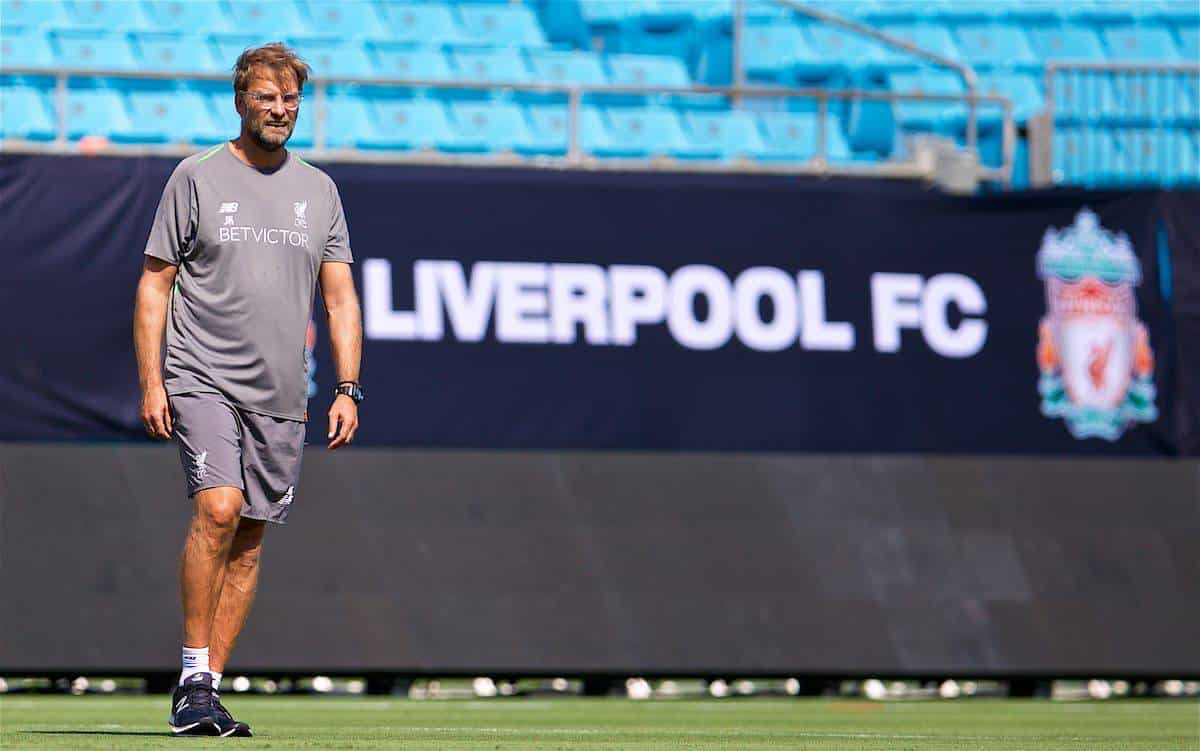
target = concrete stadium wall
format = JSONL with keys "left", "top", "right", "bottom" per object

{"left": 2, "top": 443, "right": 1197, "bottom": 678}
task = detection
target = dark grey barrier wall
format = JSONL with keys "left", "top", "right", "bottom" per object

{"left": 2, "top": 443, "right": 1197, "bottom": 677}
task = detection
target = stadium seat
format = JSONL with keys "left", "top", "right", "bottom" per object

{"left": 978, "top": 71, "right": 1045, "bottom": 125}
{"left": 223, "top": 1, "right": 307, "bottom": 38}
{"left": 131, "top": 32, "right": 220, "bottom": 75}
{"left": 1102, "top": 25, "right": 1181, "bottom": 62}
{"left": 0, "top": 86, "right": 56, "bottom": 140}
{"left": 62, "top": 88, "right": 135, "bottom": 139}
{"left": 577, "top": 0, "right": 643, "bottom": 52}
{"left": 285, "top": 37, "right": 374, "bottom": 79}
{"left": 1050, "top": 70, "right": 1120, "bottom": 123}
{"left": 1107, "top": 71, "right": 1199, "bottom": 126}
{"left": 141, "top": 1, "right": 230, "bottom": 34}
{"left": 377, "top": 2, "right": 464, "bottom": 46}
{"left": 302, "top": 1, "right": 385, "bottom": 39}
{"left": 617, "top": 4, "right": 700, "bottom": 67}
{"left": 204, "top": 91, "right": 241, "bottom": 137}
{"left": 1000, "top": 0, "right": 1068, "bottom": 25}
{"left": 1053, "top": 127, "right": 1124, "bottom": 186}
{"left": 50, "top": 29, "right": 139, "bottom": 71}
{"left": 1026, "top": 26, "right": 1107, "bottom": 64}
{"left": 521, "top": 49, "right": 608, "bottom": 104}
{"left": 603, "top": 53, "right": 691, "bottom": 106}
{"left": 845, "top": 95, "right": 896, "bottom": 156}
{"left": 738, "top": 23, "right": 819, "bottom": 84}
{"left": 305, "top": 92, "right": 374, "bottom": 148}
{"left": 1165, "top": 129, "right": 1200, "bottom": 186}
{"left": 888, "top": 69, "right": 968, "bottom": 132}
{"left": 365, "top": 42, "right": 455, "bottom": 95}
{"left": 1176, "top": 26, "right": 1199, "bottom": 61}
{"left": 456, "top": 4, "right": 549, "bottom": 48}
{"left": 805, "top": 25, "right": 890, "bottom": 76}
{"left": 1, "top": 0, "right": 70, "bottom": 28}
{"left": 524, "top": 103, "right": 627, "bottom": 156}
{"left": 210, "top": 33, "right": 274, "bottom": 71}
{"left": 1, "top": 27, "right": 56, "bottom": 70}
{"left": 602, "top": 106, "right": 721, "bottom": 159}
{"left": 448, "top": 100, "right": 552, "bottom": 154}
{"left": 875, "top": 23, "right": 962, "bottom": 70}
{"left": 756, "top": 111, "right": 853, "bottom": 162}
{"left": 361, "top": 98, "right": 476, "bottom": 151}
{"left": 953, "top": 23, "right": 1038, "bottom": 70}
{"left": 119, "top": 90, "right": 222, "bottom": 144}
{"left": 449, "top": 47, "right": 532, "bottom": 98}
{"left": 65, "top": 0, "right": 150, "bottom": 31}
{"left": 1109, "top": 128, "right": 1194, "bottom": 186}
{"left": 681, "top": 110, "right": 766, "bottom": 159}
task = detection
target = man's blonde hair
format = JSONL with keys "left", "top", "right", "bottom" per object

{"left": 232, "top": 43, "right": 311, "bottom": 93}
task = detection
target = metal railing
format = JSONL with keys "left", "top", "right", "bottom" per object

{"left": 0, "top": 67, "right": 1013, "bottom": 185}
{"left": 1032, "top": 61, "right": 1200, "bottom": 187}
{"left": 753, "top": 0, "right": 981, "bottom": 151}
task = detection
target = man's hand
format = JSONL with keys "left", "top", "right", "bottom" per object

{"left": 141, "top": 384, "right": 173, "bottom": 440}
{"left": 327, "top": 394, "right": 359, "bottom": 449}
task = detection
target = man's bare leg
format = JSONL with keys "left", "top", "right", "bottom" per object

{"left": 209, "top": 518, "right": 267, "bottom": 675}
{"left": 181, "top": 487, "right": 244, "bottom": 650}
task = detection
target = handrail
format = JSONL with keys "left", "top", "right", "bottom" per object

{"left": 0, "top": 67, "right": 1013, "bottom": 186}
{"left": 1036, "top": 61, "right": 1200, "bottom": 187}
{"left": 766, "top": 0, "right": 981, "bottom": 152}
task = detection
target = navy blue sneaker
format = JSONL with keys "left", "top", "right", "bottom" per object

{"left": 168, "top": 672, "right": 222, "bottom": 736}
{"left": 214, "top": 695, "right": 253, "bottom": 737}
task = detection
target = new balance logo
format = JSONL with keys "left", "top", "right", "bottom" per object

{"left": 191, "top": 450, "right": 208, "bottom": 484}
{"left": 219, "top": 202, "right": 239, "bottom": 214}
{"left": 175, "top": 697, "right": 189, "bottom": 712}
{"left": 279, "top": 486, "right": 294, "bottom": 506}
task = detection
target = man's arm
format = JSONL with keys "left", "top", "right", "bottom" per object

{"left": 320, "top": 261, "right": 362, "bottom": 449}
{"left": 134, "top": 256, "right": 178, "bottom": 439}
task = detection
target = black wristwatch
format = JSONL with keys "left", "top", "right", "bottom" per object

{"left": 334, "top": 381, "right": 364, "bottom": 404}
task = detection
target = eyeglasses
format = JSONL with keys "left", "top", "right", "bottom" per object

{"left": 240, "top": 90, "right": 302, "bottom": 111}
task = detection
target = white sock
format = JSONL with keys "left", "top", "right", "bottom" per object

{"left": 180, "top": 646, "right": 210, "bottom": 685}
{"left": 212, "top": 671, "right": 223, "bottom": 690}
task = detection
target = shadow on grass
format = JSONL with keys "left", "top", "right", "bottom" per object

{"left": 23, "top": 730, "right": 166, "bottom": 737}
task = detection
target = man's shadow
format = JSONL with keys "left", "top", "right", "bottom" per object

{"left": 23, "top": 730, "right": 166, "bottom": 737}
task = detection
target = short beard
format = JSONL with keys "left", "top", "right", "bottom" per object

{"left": 245, "top": 118, "right": 293, "bottom": 152}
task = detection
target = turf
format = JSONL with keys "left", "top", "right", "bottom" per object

{"left": 0, "top": 696, "right": 1196, "bottom": 750}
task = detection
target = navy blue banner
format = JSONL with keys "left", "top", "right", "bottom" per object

{"left": 1, "top": 154, "right": 1194, "bottom": 454}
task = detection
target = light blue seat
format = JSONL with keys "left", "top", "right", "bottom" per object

{"left": 875, "top": 23, "right": 961, "bottom": 69}
{"left": 1053, "top": 127, "right": 1124, "bottom": 186}
{"left": 1051, "top": 70, "right": 1119, "bottom": 123}
{"left": 141, "top": 1, "right": 230, "bottom": 33}
{"left": 535, "top": 0, "right": 591, "bottom": 50}
{"left": 365, "top": 42, "right": 454, "bottom": 96}
{"left": 805, "top": 25, "right": 890, "bottom": 75}
{"left": 377, "top": 2, "right": 464, "bottom": 46}
{"left": 448, "top": 100, "right": 550, "bottom": 154}
{"left": 2, "top": 0, "right": 70, "bottom": 28}
{"left": 1, "top": 27, "right": 56, "bottom": 69}
{"left": 756, "top": 111, "right": 853, "bottom": 162}
{"left": 131, "top": 32, "right": 220, "bottom": 74}
{"left": 204, "top": 91, "right": 241, "bottom": 138}
{"left": 1176, "top": 26, "right": 1199, "bottom": 61}
{"left": 929, "top": 0, "right": 1002, "bottom": 23}
{"left": 65, "top": 0, "right": 150, "bottom": 30}
{"left": 63, "top": 88, "right": 134, "bottom": 139}
{"left": 120, "top": 89, "right": 221, "bottom": 143}
{"left": 603, "top": 106, "right": 721, "bottom": 160}
{"left": 361, "top": 98, "right": 476, "bottom": 151}
{"left": 953, "top": 23, "right": 1037, "bottom": 69}
{"left": 0, "top": 86, "right": 56, "bottom": 140}
{"left": 302, "top": 1, "right": 385, "bottom": 38}
{"left": 861, "top": 0, "right": 939, "bottom": 25}
{"left": 524, "top": 103, "right": 625, "bottom": 156}
{"left": 449, "top": 47, "right": 531, "bottom": 98}
{"left": 978, "top": 71, "right": 1045, "bottom": 125}
{"left": 305, "top": 92, "right": 374, "bottom": 147}
{"left": 682, "top": 110, "right": 766, "bottom": 159}
{"left": 1107, "top": 70, "right": 1199, "bottom": 125}
{"left": 1109, "top": 129, "right": 1188, "bottom": 186}
{"left": 1102, "top": 25, "right": 1181, "bottom": 62}
{"left": 210, "top": 33, "right": 274, "bottom": 71}
{"left": 1164, "top": 129, "right": 1199, "bottom": 186}
{"left": 50, "top": 29, "right": 140, "bottom": 71}
{"left": 888, "top": 69, "right": 968, "bottom": 131}
{"left": 224, "top": 1, "right": 307, "bottom": 38}
{"left": 1000, "top": 0, "right": 1069, "bottom": 25}
{"left": 521, "top": 49, "right": 608, "bottom": 104}
{"left": 739, "top": 22, "right": 819, "bottom": 84}
{"left": 286, "top": 37, "right": 374, "bottom": 79}
{"left": 1027, "top": 26, "right": 1107, "bottom": 63}
{"left": 456, "top": 3, "right": 548, "bottom": 48}
{"left": 602, "top": 53, "right": 691, "bottom": 107}
{"left": 618, "top": 3, "right": 701, "bottom": 66}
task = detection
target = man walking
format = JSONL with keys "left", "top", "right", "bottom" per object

{"left": 133, "top": 44, "right": 363, "bottom": 737}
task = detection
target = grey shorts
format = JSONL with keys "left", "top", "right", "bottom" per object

{"left": 169, "top": 392, "right": 306, "bottom": 524}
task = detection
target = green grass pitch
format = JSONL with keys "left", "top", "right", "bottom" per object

{"left": 1, "top": 696, "right": 1196, "bottom": 750}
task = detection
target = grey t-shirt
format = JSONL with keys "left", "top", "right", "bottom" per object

{"left": 144, "top": 142, "right": 352, "bottom": 421}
